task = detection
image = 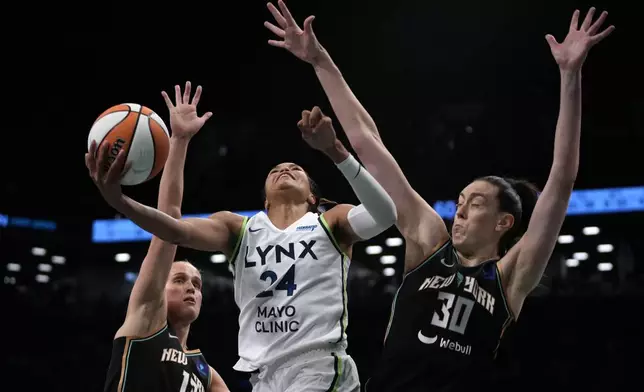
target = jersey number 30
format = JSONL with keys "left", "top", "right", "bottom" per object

{"left": 256, "top": 265, "right": 297, "bottom": 298}
{"left": 430, "top": 291, "right": 475, "bottom": 335}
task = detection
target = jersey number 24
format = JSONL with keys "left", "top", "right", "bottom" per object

{"left": 256, "top": 265, "right": 297, "bottom": 298}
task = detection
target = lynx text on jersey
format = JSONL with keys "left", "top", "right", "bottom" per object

{"left": 243, "top": 240, "right": 318, "bottom": 268}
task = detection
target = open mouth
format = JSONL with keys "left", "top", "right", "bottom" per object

{"left": 184, "top": 298, "right": 196, "bottom": 304}
{"left": 277, "top": 172, "right": 294, "bottom": 181}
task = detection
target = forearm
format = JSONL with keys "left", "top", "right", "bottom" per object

{"left": 312, "top": 51, "right": 413, "bottom": 211}
{"left": 158, "top": 137, "right": 190, "bottom": 217}
{"left": 324, "top": 142, "right": 397, "bottom": 239}
{"left": 551, "top": 70, "right": 582, "bottom": 179}
{"left": 313, "top": 52, "right": 381, "bottom": 144}
{"left": 116, "top": 196, "right": 184, "bottom": 244}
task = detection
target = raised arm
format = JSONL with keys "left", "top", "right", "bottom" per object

{"left": 504, "top": 9, "right": 614, "bottom": 306}
{"left": 295, "top": 106, "right": 397, "bottom": 251}
{"left": 86, "top": 96, "right": 245, "bottom": 257}
{"left": 264, "top": 1, "right": 449, "bottom": 266}
{"left": 116, "top": 82, "right": 210, "bottom": 337}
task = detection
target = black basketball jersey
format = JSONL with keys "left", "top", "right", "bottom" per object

{"left": 366, "top": 240, "right": 514, "bottom": 392}
{"left": 104, "top": 324, "right": 211, "bottom": 392}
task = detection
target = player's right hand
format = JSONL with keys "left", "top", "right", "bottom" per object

{"left": 85, "top": 140, "right": 129, "bottom": 208}
{"left": 264, "top": 0, "right": 325, "bottom": 65}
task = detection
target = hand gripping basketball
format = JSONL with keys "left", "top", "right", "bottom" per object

{"left": 85, "top": 140, "right": 129, "bottom": 207}
{"left": 297, "top": 106, "right": 338, "bottom": 152}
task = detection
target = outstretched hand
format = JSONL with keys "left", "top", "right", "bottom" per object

{"left": 297, "top": 107, "right": 338, "bottom": 152}
{"left": 264, "top": 0, "right": 325, "bottom": 64}
{"left": 546, "top": 7, "right": 614, "bottom": 71}
{"left": 161, "top": 81, "right": 213, "bottom": 139}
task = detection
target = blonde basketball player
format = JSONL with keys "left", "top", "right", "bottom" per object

{"left": 89, "top": 102, "right": 398, "bottom": 391}
{"left": 90, "top": 82, "right": 229, "bottom": 392}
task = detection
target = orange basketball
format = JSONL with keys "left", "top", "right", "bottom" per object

{"left": 87, "top": 103, "right": 170, "bottom": 186}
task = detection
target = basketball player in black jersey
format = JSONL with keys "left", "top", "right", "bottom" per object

{"left": 87, "top": 82, "right": 229, "bottom": 392}
{"left": 265, "top": 3, "right": 614, "bottom": 390}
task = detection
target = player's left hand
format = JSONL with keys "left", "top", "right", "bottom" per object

{"left": 161, "top": 81, "right": 213, "bottom": 140}
{"left": 297, "top": 106, "right": 338, "bottom": 152}
{"left": 546, "top": 7, "right": 614, "bottom": 72}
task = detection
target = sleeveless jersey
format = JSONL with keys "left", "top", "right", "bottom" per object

{"left": 366, "top": 240, "right": 514, "bottom": 392}
{"left": 230, "top": 211, "right": 349, "bottom": 372}
{"left": 104, "top": 324, "right": 211, "bottom": 392}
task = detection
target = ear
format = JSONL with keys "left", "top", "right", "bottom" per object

{"left": 307, "top": 193, "right": 317, "bottom": 207}
{"left": 495, "top": 213, "right": 515, "bottom": 233}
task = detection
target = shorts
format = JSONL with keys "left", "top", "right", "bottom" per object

{"left": 249, "top": 348, "right": 360, "bottom": 392}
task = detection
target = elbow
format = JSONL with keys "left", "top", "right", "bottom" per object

{"left": 349, "top": 127, "right": 381, "bottom": 155}
{"left": 552, "top": 160, "right": 579, "bottom": 182}
{"left": 551, "top": 164, "right": 577, "bottom": 190}
{"left": 380, "top": 203, "right": 398, "bottom": 227}
{"left": 369, "top": 199, "right": 398, "bottom": 232}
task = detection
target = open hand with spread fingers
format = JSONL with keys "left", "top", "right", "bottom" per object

{"left": 264, "top": 0, "right": 325, "bottom": 64}
{"left": 161, "top": 81, "right": 213, "bottom": 140}
{"left": 85, "top": 140, "right": 130, "bottom": 208}
{"left": 546, "top": 7, "right": 615, "bottom": 71}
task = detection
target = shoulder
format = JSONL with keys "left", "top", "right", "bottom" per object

{"left": 209, "top": 211, "right": 247, "bottom": 231}
{"left": 208, "top": 366, "right": 229, "bottom": 392}
{"left": 403, "top": 237, "right": 453, "bottom": 274}
{"left": 114, "top": 321, "right": 168, "bottom": 342}
{"left": 320, "top": 204, "right": 358, "bottom": 253}
{"left": 321, "top": 204, "right": 355, "bottom": 226}
{"left": 209, "top": 210, "right": 246, "bottom": 223}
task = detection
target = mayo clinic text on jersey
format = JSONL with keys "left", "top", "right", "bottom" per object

{"left": 256, "top": 305, "right": 300, "bottom": 333}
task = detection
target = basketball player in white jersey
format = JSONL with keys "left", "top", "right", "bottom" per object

{"left": 88, "top": 103, "right": 398, "bottom": 391}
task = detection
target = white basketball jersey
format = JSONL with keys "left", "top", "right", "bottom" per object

{"left": 230, "top": 211, "right": 349, "bottom": 372}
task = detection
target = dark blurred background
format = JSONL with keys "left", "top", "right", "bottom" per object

{"left": 2, "top": 0, "right": 643, "bottom": 391}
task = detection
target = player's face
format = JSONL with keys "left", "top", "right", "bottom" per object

{"left": 264, "top": 162, "right": 314, "bottom": 207}
{"left": 165, "top": 262, "right": 203, "bottom": 324}
{"left": 452, "top": 180, "right": 512, "bottom": 254}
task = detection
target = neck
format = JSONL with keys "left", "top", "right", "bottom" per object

{"left": 267, "top": 202, "right": 310, "bottom": 230}
{"left": 171, "top": 322, "right": 191, "bottom": 351}
{"left": 456, "top": 242, "right": 499, "bottom": 267}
